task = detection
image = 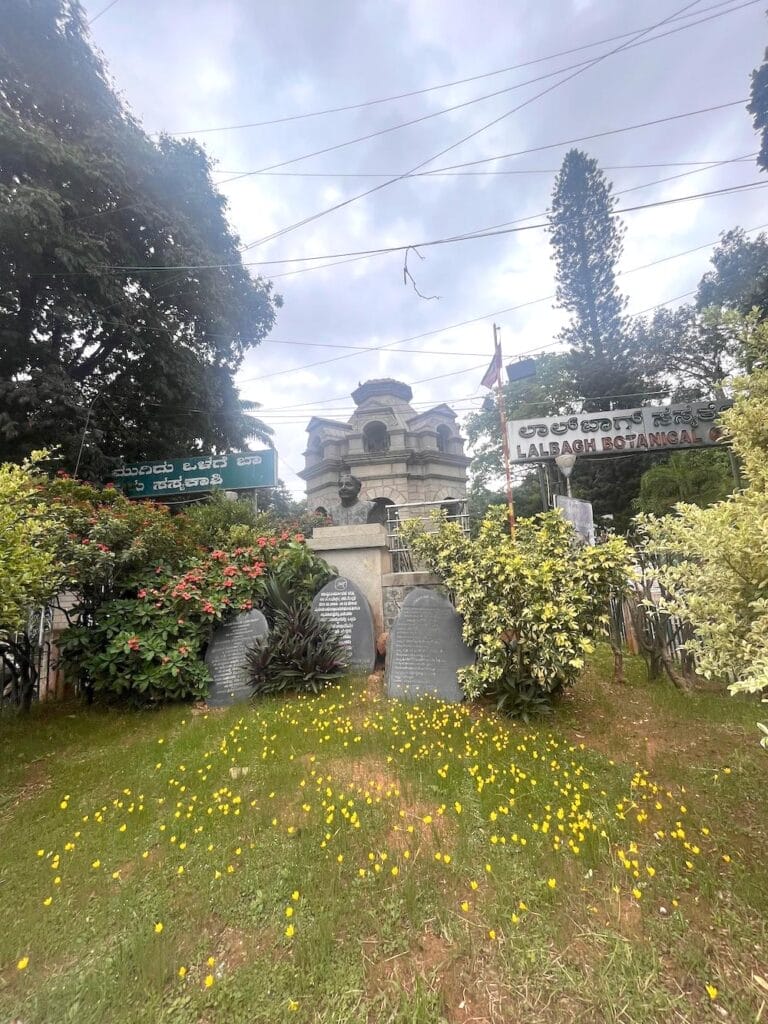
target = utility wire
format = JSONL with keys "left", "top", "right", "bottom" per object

{"left": 219, "top": 4, "right": 757, "bottom": 187}
{"left": 237, "top": 285, "right": 698, "bottom": 416}
{"left": 264, "top": 154, "right": 756, "bottom": 281}
{"left": 88, "top": 0, "right": 121, "bottom": 24}
{"left": 163, "top": 0, "right": 749, "bottom": 135}
{"left": 90, "top": 178, "right": 767, "bottom": 273}
{"left": 211, "top": 156, "right": 756, "bottom": 179}
{"left": 240, "top": 0, "right": 712, "bottom": 252}
{"left": 235, "top": 221, "right": 768, "bottom": 387}
{"left": 57, "top": 208, "right": 765, "bottom": 359}
{"left": 61, "top": 98, "right": 748, "bottom": 232}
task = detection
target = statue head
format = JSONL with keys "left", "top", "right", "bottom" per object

{"left": 338, "top": 469, "right": 362, "bottom": 507}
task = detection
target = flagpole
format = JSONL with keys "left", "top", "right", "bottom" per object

{"left": 493, "top": 323, "right": 516, "bottom": 539}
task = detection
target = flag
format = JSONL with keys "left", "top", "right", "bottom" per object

{"left": 481, "top": 342, "right": 502, "bottom": 389}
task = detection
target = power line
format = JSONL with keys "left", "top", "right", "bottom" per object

{"left": 263, "top": 154, "right": 756, "bottom": 281}
{"left": 240, "top": 284, "right": 699, "bottom": 415}
{"left": 88, "top": 0, "right": 121, "bottom": 24}
{"left": 238, "top": 220, "right": 768, "bottom": 390}
{"left": 61, "top": 98, "right": 749, "bottom": 234}
{"left": 240, "top": 0, "right": 708, "bottom": 252}
{"left": 211, "top": 156, "right": 756, "bottom": 179}
{"left": 89, "top": 178, "right": 767, "bottom": 274}
{"left": 162, "top": 0, "right": 751, "bottom": 135}
{"left": 218, "top": 5, "right": 756, "bottom": 187}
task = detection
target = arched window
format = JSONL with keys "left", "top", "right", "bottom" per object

{"left": 436, "top": 425, "right": 451, "bottom": 453}
{"left": 441, "top": 496, "right": 462, "bottom": 521}
{"left": 363, "top": 420, "right": 390, "bottom": 453}
{"left": 367, "top": 497, "right": 396, "bottom": 526}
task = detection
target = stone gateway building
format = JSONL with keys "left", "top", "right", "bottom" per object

{"left": 300, "top": 378, "right": 470, "bottom": 525}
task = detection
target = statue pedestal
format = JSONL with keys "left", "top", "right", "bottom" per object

{"left": 308, "top": 525, "right": 391, "bottom": 637}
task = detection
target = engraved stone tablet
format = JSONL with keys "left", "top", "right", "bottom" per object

{"left": 385, "top": 588, "right": 472, "bottom": 702}
{"left": 205, "top": 609, "right": 268, "bottom": 707}
{"left": 311, "top": 576, "right": 375, "bottom": 673}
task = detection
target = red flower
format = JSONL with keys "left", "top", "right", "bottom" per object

{"left": 127, "top": 636, "right": 141, "bottom": 651}
{"left": 211, "top": 549, "right": 227, "bottom": 561}
{"left": 223, "top": 580, "right": 233, "bottom": 588}
{"left": 137, "top": 589, "right": 147, "bottom": 599}
{"left": 281, "top": 530, "right": 290, "bottom": 541}
{"left": 294, "top": 533, "right": 305, "bottom": 543}
{"left": 202, "top": 602, "right": 215, "bottom": 614}
{"left": 257, "top": 537, "right": 267, "bottom": 548}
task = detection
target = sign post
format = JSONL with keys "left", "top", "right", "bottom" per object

{"left": 111, "top": 449, "right": 278, "bottom": 499}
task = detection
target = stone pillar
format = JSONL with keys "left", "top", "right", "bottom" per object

{"left": 307, "top": 524, "right": 391, "bottom": 637}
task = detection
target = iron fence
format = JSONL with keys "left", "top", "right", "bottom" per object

{"left": 385, "top": 499, "right": 470, "bottom": 573}
{"left": 1, "top": 605, "right": 54, "bottom": 712}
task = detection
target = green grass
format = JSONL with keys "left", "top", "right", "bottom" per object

{"left": 1, "top": 652, "right": 766, "bottom": 1024}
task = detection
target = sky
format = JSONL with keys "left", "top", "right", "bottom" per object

{"left": 85, "top": 0, "right": 768, "bottom": 496}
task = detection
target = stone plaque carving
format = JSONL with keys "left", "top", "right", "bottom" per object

{"left": 204, "top": 609, "right": 268, "bottom": 707}
{"left": 385, "top": 588, "right": 472, "bottom": 703}
{"left": 311, "top": 576, "right": 375, "bottom": 672}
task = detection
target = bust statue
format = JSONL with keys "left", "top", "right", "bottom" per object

{"left": 327, "top": 469, "right": 373, "bottom": 525}
{"left": 338, "top": 470, "right": 362, "bottom": 508}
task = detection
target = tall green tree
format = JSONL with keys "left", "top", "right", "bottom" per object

{"left": 548, "top": 149, "right": 649, "bottom": 408}
{"left": 0, "top": 0, "right": 280, "bottom": 477}
{"left": 546, "top": 150, "right": 658, "bottom": 527}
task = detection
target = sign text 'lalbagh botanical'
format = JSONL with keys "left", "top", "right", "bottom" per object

{"left": 507, "top": 400, "right": 732, "bottom": 463}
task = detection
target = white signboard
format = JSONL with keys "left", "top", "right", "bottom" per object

{"left": 555, "top": 495, "right": 595, "bottom": 545}
{"left": 508, "top": 400, "right": 731, "bottom": 464}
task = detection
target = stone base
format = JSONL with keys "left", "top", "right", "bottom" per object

{"left": 308, "top": 525, "right": 391, "bottom": 637}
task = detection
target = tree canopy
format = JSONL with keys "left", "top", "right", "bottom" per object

{"left": 0, "top": 0, "right": 280, "bottom": 478}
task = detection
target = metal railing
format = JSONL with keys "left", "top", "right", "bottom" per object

{"left": 385, "top": 499, "right": 470, "bottom": 573}
{"left": 1, "top": 605, "right": 54, "bottom": 713}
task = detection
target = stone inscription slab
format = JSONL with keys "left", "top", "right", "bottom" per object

{"left": 385, "top": 588, "right": 473, "bottom": 703}
{"left": 205, "top": 609, "right": 268, "bottom": 707}
{"left": 312, "top": 576, "right": 375, "bottom": 672}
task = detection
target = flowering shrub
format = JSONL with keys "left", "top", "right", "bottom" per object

{"left": 59, "top": 534, "right": 334, "bottom": 703}
{"left": 40, "top": 477, "right": 198, "bottom": 611}
{"left": 400, "top": 507, "right": 631, "bottom": 715}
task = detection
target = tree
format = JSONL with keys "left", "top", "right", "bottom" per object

{"left": 0, "top": 457, "right": 62, "bottom": 632}
{"left": 0, "top": 0, "right": 280, "bottom": 477}
{"left": 695, "top": 228, "right": 768, "bottom": 314}
{"left": 548, "top": 149, "right": 651, "bottom": 407}
{"left": 628, "top": 304, "right": 747, "bottom": 399}
{"left": 748, "top": 43, "right": 768, "bottom": 174}
{"left": 635, "top": 449, "right": 733, "bottom": 516}
{"left": 547, "top": 151, "right": 660, "bottom": 528}
{"left": 638, "top": 312, "right": 768, "bottom": 698}
{"left": 465, "top": 353, "right": 568, "bottom": 486}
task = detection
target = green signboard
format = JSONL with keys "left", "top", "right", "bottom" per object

{"left": 111, "top": 449, "right": 277, "bottom": 498}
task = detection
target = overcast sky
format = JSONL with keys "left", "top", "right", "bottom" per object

{"left": 86, "top": 0, "right": 767, "bottom": 496}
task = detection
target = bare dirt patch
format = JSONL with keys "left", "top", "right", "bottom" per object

{"left": 202, "top": 915, "right": 283, "bottom": 975}
{"left": 0, "top": 759, "right": 52, "bottom": 820}
{"left": 364, "top": 931, "right": 513, "bottom": 1023}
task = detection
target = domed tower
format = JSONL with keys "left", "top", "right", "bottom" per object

{"left": 300, "top": 378, "right": 470, "bottom": 523}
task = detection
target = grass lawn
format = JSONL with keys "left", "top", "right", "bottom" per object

{"left": 1, "top": 648, "right": 766, "bottom": 1024}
